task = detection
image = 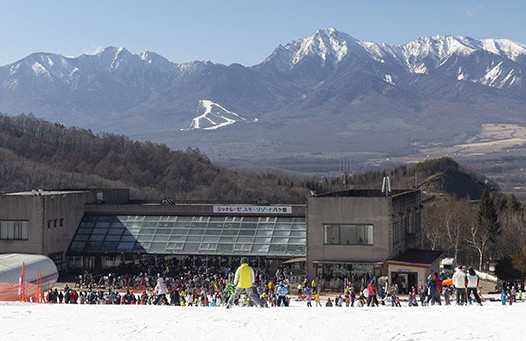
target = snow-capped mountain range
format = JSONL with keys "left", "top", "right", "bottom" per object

{"left": 2, "top": 28, "right": 526, "bottom": 164}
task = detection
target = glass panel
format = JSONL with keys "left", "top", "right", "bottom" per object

{"left": 177, "top": 216, "right": 193, "bottom": 222}
{"left": 294, "top": 217, "right": 306, "bottom": 223}
{"left": 240, "top": 223, "right": 257, "bottom": 229}
{"left": 269, "top": 244, "right": 287, "bottom": 254}
{"left": 133, "top": 243, "right": 145, "bottom": 251}
{"left": 136, "top": 235, "right": 154, "bottom": 242}
{"left": 139, "top": 228, "right": 156, "bottom": 235}
{"left": 86, "top": 241, "right": 102, "bottom": 250}
{"left": 80, "top": 222, "right": 94, "bottom": 228}
{"left": 203, "top": 236, "right": 220, "bottom": 242}
{"left": 110, "top": 222, "right": 125, "bottom": 228}
{"left": 290, "top": 231, "right": 306, "bottom": 237}
{"left": 258, "top": 217, "right": 276, "bottom": 223}
{"left": 276, "top": 217, "right": 294, "bottom": 223}
{"left": 273, "top": 230, "right": 290, "bottom": 237}
{"left": 275, "top": 224, "right": 292, "bottom": 230}
{"left": 170, "top": 236, "right": 186, "bottom": 242}
{"left": 101, "top": 242, "right": 119, "bottom": 251}
{"left": 292, "top": 224, "right": 306, "bottom": 230}
{"left": 208, "top": 222, "right": 224, "bottom": 229}
{"left": 221, "top": 229, "right": 238, "bottom": 236}
{"left": 150, "top": 242, "right": 167, "bottom": 252}
{"left": 252, "top": 244, "right": 269, "bottom": 253}
{"left": 74, "top": 234, "right": 89, "bottom": 241}
{"left": 153, "top": 235, "right": 170, "bottom": 242}
{"left": 187, "top": 236, "right": 203, "bottom": 242}
{"left": 126, "top": 222, "right": 142, "bottom": 229}
{"left": 105, "top": 235, "right": 122, "bottom": 242}
{"left": 183, "top": 243, "right": 199, "bottom": 252}
{"left": 144, "top": 216, "right": 159, "bottom": 222}
{"left": 89, "top": 235, "right": 105, "bottom": 241}
{"left": 121, "top": 235, "right": 137, "bottom": 242}
{"left": 217, "top": 244, "right": 234, "bottom": 252}
{"left": 254, "top": 237, "right": 271, "bottom": 243}
{"left": 92, "top": 228, "right": 108, "bottom": 235}
{"left": 156, "top": 228, "right": 172, "bottom": 235}
{"left": 258, "top": 223, "right": 275, "bottom": 229}
{"left": 242, "top": 217, "right": 259, "bottom": 223}
{"left": 288, "top": 238, "right": 306, "bottom": 244}
{"left": 95, "top": 222, "right": 111, "bottom": 228}
{"left": 158, "top": 222, "right": 174, "bottom": 228}
{"left": 173, "top": 229, "right": 188, "bottom": 236}
{"left": 117, "top": 242, "right": 135, "bottom": 250}
{"left": 256, "top": 230, "right": 272, "bottom": 236}
{"left": 271, "top": 237, "right": 289, "bottom": 244}
{"left": 324, "top": 225, "right": 339, "bottom": 244}
{"left": 174, "top": 221, "right": 192, "bottom": 228}
{"left": 70, "top": 241, "right": 85, "bottom": 250}
{"left": 236, "top": 237, "right": 254, "bottom": 243}
{"left": 340, "top": 225, "right": 357, "bottom": 245}
{"left": 188, "top": 229, "right": 205, "bottom": 235}
{"left": 77, "top": 228, "right": 92, "bottom": 235}
{"left": 219, "top": 237, "right": 235, "bottom": 243}
{"left": 21, "top": 224, "right": 28, "bottom": 239}
{"left": 142, "top": 222, "right": 158, "bottom": 228}
{"left": 224, "top": 223, "right": 240, "bottom": 229}
{"left": 286, "top": 245, "right": 305, "bottom": 255}
{"left": 107, "top": 228, "right": 124, "bottom": 235}
{"left": 238, "top": 229, "right": 256, "bottom": 236}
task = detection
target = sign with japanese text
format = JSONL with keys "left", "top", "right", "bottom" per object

{"left": 213, "top": 205, "right": 293, "bottom": 214}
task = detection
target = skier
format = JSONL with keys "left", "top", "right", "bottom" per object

{"left": 226, "top": 257, "right": 262, "bottom": 308}
{"left": 453, "top": 266, "right": 467, "bottom": 305}
{"left": 466, "top": 268, "right": 482, "bottom": 306}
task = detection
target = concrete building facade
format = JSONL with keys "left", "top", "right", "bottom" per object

{"left": 0, "top": 189, "right": 129, "bottom": 272}
{"left": 306, "top": 189, "right": 423, "bottom": 283}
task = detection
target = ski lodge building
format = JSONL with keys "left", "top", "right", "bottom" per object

{"left": 0, "top": 187, "right": 442, "bottom": 291}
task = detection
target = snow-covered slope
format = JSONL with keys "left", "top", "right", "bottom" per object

{"left": 182, "top": 100, "right": 249, "bottom": 131}
{"left": 1, "top": 301, "right": 525, "bottom": 340}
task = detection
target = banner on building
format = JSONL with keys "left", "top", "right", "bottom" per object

{"left": 213, "top": 205, "right": 292, "bottom": 214}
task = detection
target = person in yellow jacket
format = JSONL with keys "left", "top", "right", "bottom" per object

{"left": 226, "top": 257, "right": 262, "bottom": 308}
{"left": 315, "top": 292, "right": 321, "bottom": 307}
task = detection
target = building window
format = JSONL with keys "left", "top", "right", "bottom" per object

{"left": 60, "top": 218, "right": 64, "bottom": 227}
{"left": 48, "top": 220, "right": 51, "bottom": 229}
{"left": 323, "top": 224, "right": 373, "bottom": 245}
{"left": 54, "top": 219, "right": 57, "bottom": 228}
{"left": 0, "top": 221, "right": 29, "bottom": 240}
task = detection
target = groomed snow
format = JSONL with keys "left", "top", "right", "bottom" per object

{"left": 0, "top": 301, "right": 524, "bottom": 340}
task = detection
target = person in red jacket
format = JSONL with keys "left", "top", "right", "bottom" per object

{"left": 367, "top": 280, "right": 379, "bottom": 307}
{"left": 434, "top": 273, "right": 443, "bottom": 299}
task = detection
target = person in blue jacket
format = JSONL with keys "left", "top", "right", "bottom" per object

{"left": 276, "top": 281, "right": 289, "bottom": 307}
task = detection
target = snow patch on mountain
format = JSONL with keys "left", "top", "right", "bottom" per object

{"left": 182, "top": 100, "right": 250, "bottom": 131}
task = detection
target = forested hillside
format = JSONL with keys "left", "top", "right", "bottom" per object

{"left": 0, "top": 113, "right": 313, "bottom": 201}
{"left": 0, "top": 113, "right": 499, "bottom": 204}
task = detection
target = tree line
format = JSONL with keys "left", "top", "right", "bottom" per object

{"left": 0, "top": 113, "right": 319, "bottom": 201}
{"left": 423, "top": 188, "right": 526, "bottom": 282}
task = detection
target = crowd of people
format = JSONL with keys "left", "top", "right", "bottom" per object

{"left": 47, "top": 260, "right": 524, "bottom": 308}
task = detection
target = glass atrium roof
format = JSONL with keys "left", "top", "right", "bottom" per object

{"left": 68, "top": 215, "right": 306, "bottom": 257}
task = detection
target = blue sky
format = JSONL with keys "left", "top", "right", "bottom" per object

{"left": 1, "top": 0, "right": 524, "bottom": 66}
